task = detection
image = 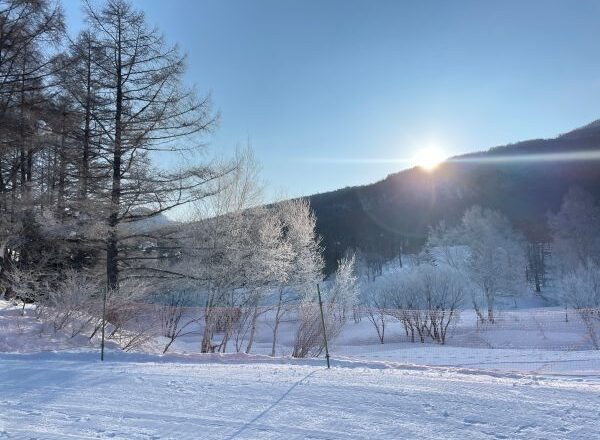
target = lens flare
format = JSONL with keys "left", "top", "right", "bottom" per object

{"left": 412, "top": 147, "right": 445, "bottom": 170}
{"left": 449, "top": 150, "right": 600, "bottom": 164}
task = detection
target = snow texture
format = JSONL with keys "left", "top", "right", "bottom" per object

{"left": 1, "top": 351, "right": 599, "bottom": 439}
{"left": 1, "top": 300, "right": 599, "bottom": 439}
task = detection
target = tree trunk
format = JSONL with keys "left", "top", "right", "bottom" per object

{"left": 271, "top": 289, "right": 283, "bottom": 356}
{"left": 57, "top": 113, "right": 67, "bottom": 218}
{"left": 201, "top": 322, "right": 213, "bottom": 353}
{"left": 245, "top": 306, "right": 259, "bottom": 354}
{"left": 487, "top": 305, "right": 494, "bottom": 323}
{"left": 201, "top": 304, "right": 214, "bottom": 353}
{"left": 107, "top": 20, "right": 123, "bottom": 291}
{"left": 485, "top": 290, "right": 494, "bottom": 323}
{"left": 377, "top": 318, "right": 385, "bottom": 343}
{"left": 534, "top": 272, "right": 541, "bottom": 293}
{"left": 81, "top": 38, "right": 92, "bottom": 200}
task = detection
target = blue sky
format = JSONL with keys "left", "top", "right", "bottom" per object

{"left": 64, "top": 0, "right": 600, "bottom": 199}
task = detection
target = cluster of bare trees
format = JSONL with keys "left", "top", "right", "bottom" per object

{"left": 361, "top": 265, "right": 466, "bottom": 344}
{"left": 0, "top": 0, "right": 222, "bottom": 303}
{"left": 359, "top": 192, "right": 600, "bottom": 349}
{"left": 358, "top": 205, "right": 526, "bottom": 344}
{"left": 180, "top": 195, "right": 324, "bottom": 354}
{"left": 0, "top": 1, "right": 335, "bottom": 357}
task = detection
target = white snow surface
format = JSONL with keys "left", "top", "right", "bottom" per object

{"left": 2, "top": 299, "right": 600, "bottom": 439}
{"left": 1, "top": 350, "right": 600, "bottom": 440}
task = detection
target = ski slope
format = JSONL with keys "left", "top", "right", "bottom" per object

{"left": 1, "top": 351, "right": 599, "bottom": 439}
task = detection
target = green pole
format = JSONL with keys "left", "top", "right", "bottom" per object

{"left": 317, "top": 283, "right": 330, "bottom": 369}
{"left": 100, "top": 287, "right": 107, "bottom": 361}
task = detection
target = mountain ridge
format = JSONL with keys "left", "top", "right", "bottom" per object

{"left": 306, "top": 120, "right": 600, "bottom": 271}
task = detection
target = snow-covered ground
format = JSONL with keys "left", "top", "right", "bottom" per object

{"left": 1, "top": 351, "right": 599, "bottom": 439}
{"left": 1, "top": 299, "right": 600, "bottom": 439}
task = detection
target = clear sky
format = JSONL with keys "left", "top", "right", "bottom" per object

{"left": 63, "top": 0, "right": 600, "bottom": 199}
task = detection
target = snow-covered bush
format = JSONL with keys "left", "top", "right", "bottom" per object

{"left": 4, "top": 266, "right": 47, "bottom": 316}
{"left": 292, "top": 296, "right": 345, "bottom": 358}
{"left": 292, "top": 301, "right": 326, "bottom": 358}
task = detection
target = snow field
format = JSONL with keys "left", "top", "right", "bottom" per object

{"left": 1, "top": 351, "right": 600, "bottom": 439}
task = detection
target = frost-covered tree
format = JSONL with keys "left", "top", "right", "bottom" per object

{"left": 292, "top": 254, "right": 357, "bottom": 357}
{"left": 548, "top": 188, "right": 600, "bottom": 347}
{"left": 0, "top": 0, "right": 66, "bottom": 295}
{"left": 270, "top": 198, "right": 323, "bottom": 356}
{"left": 428, "top": 206, "right": 526, "bottom": 323}
{"left": 549, "top": 187, "right": 600, "bottom": 275}
{"left": 175, "top": 148, "right": 293, "bottom": 353}
{"left": 558, "top": 264, "right": 600, "bottom": 349}
{"left": 329, "top": 253, "right": 359, "bottom": 319}
{"left": 376, "top": 271, "right": 424, "bottom": 342}
{"left": 417, "top": 265, "right": 465, "bottom": 344}
{"left": 526, "top": 242, "right": 550, "bottom": 293}
{"left": 55, "top": 30, "right": 106, "bottom": 205}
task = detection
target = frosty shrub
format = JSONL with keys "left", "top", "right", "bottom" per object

{"left": 158, "top": 290, "right": 202, "bottom": 354}
{"left": 292, "top": 257, "right": 354, "bottom": 357}
{"left": 102, "top": 280, "right": 158, "bottom": 351}
{"left": 328, "top": 254, "right": 360, "bottom": 321}
{"left": 5, "top": 266, "right": 47, "bottom": 316}
{"left": 47, "top": 270, "right": 100, "bottom": 336}
{"left": 292, "top": 300, "right": 344, "bottom": 358}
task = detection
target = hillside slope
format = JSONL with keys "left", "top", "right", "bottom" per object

{"left": 308, "top": 121, "right": 600, "bottom": 270}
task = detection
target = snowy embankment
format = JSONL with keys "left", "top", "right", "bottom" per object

{"left": 1, "top": 351, "right": 600, "bottom": 439}
{"left": 2, "top": 298, "right": 600, "bottom": 377}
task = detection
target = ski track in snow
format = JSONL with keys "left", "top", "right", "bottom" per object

{"left": 1, "top": 352, "right": 599, "bottom": 439}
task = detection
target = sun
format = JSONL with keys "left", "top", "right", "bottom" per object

{"left": 412, "top": 147, "right": 445, "bottom": 171}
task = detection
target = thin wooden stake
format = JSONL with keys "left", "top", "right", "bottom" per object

{"left": 317, "top": 283, "right": 330, "bottom": 369}
{"left": 100, "top": 287, "right": 107, "bottom": 361}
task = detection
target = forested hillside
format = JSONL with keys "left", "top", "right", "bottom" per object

{"left": 309, "top": 122, "right": 600, "bottom": 271}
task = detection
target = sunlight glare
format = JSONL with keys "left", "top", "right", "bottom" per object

{"left": 412, "top": 147, "right": 445, "bottom": 171}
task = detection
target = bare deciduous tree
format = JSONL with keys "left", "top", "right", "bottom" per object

{"left": 84, "top": 0, "right": 219, "bottom": 290}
